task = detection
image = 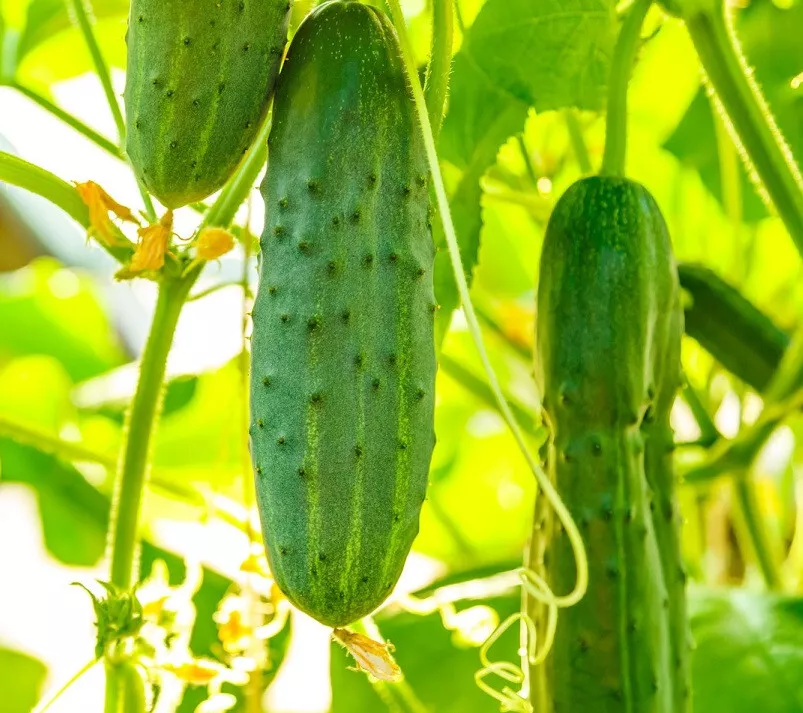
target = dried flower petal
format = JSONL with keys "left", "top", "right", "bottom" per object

{"left": 197, "top": 227, "right": 236, "bottom": 260}
{"left": 332, "top": 628, "right": 402, "bottom": 682}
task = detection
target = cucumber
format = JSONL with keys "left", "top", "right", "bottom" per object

{"left": 679, "top": 263, "right": 788, "bottom": 392}
{"left": 534, "top": 176, "right": 682, "bottom": 712}
{"left": 249, "top": 0, "right": 436, "bottom": 628}
{"left": 125, "top": 0, "right": 290, "bottom": 209}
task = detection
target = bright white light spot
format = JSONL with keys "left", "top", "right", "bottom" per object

{"left": 792, "top": 72, "right": 803, "bottom": 90}
{"left": 714, "top": 390, "right": 741, "bottom": 438}
{"left": 536, "top": 177, "right": 553, "bottom": 195}
{"left": 467, "top": 410, "right": 505, "bottom": 437}
{"left": 48, "top": 269, "right": 81, "bottom": 299}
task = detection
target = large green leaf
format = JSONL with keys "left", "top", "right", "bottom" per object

{"left": 664, "top": 0, "right": 803, "bottom": 223}
{"left": 434, "top": 0, "right": 615, "bottom": 339}
{"left": 0, "top": 647, "right": 47, "bottom": 713}
{"left": 690, "top": 587, "right": 803, "bottom": 712}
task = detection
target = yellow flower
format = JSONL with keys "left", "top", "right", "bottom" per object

{"left": 128, "top": 210, "right": 174, "bottom": 273}
{"left": 197, "top": 227, "right": 236, "bottom": 260}
{"left": 75, "top": 180, "right": 138, "bottom": 247}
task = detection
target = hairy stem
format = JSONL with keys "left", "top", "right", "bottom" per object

{"left": 601, "top": 0, "right": 652, "bottom": 176}
{"left": 424, "top": 0, "right": 453, "bottom": 141}
{"left": 684, "top": 1, "right": 803, "bottom": 252}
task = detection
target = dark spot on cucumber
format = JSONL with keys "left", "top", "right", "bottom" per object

{"left": 245, "top": 121, "right": 252, "bottom": 130}
{"left": 361, "top": 576, "right": 369, "bottom": 584}
{"left": 341, "top": 309, "right": 351, "bottom": 323}
{"left": 262, "top": 376, "right": 272, "bottom": 387}
{"left": 393, "top": 512, "right": 401, "bottom": 523}
{"left": 243, "top": 43, "right": 251, "bottom": 52}
{"left": 416, "top": 267, "right": 425, "bottom": 279}
{"left": 298, "top": 467, "right": 306, "bottom": 477}
{"left": 415, "top": 388, "right": 425, "bottom": 400}
{"left": 307, "top": 314, "right": 321, "bottom": 331}
{"left": 351, "top": 209, "right": 361, "bottom": 223}
{"left": 327, "top": 260, "right": 337, "bottom": 275}
{"left": 298, "top": 241, "right": 311, "bottom": 254}
{"left": 429, "top": 303, "right": 438, "bottom": 314}
{"left": 138, "top": 15, "right": 144, "bottom": 22}
{"left": 387, "top": 354, "right": 397, "bottom": 366}
{"left": 192, "top": 98, "right": 200, "bottom": 107}
{"left": 591, "top": 438, "right": 603, "bottom": 456}
{"left": 368, "top": 172, "right": 377, "bottom": 186}
{"left": 183, "top": 37, "right": 191, "bottom": 46}
{"left": 398, "top": 439, "right": 408, "bottom": 450}
{"left": 577, "top": 636, "right": 590, "bottom": 653}
{"left": 238, "top": 0, "right": 245, "bottom": 10}
{"left": 627, "top": 619, "right": 638, "bottom": 633}
{"left": 402, "top": 186, "right": 412, "bottom": 197}
{"left": 166, "top": 89, "right": 174, "bottom": 98}
{"left": 152, "top": 77, "right": 162, "bottom": 88}
{"left": 354, "top": 444, "right": 363, "bottom": 458}
{"left": 279, "top": 197, "right": 289, "bottom": 209}
{"left": 318, "top": 552, "right": 327, "bottom": 562}
{"left": 332, "top": 215, "right": 340, "bottom": 227}
{"left": 279, "top": 546, "right": 288, "bottom": 556}
{"left": 135, "top": 119, "right": 141, "bottom": 129}
{"left": 257, "top": 419, "right": 264, "bottom": 428}
{"left": 388, "top": 252, "right": 398, "bottom": 263}
{"left": 363, "top": 254, "right": 374, "bottom": 267}
{"left": 218, "top": 82, "right": 226, "bottom": 94}
{"left": 273, "top": 225, "right": 285, "bottom": 237}
{"left": 277, "top": 436, "right": 285, "bottom": 445}
{"left": 311, "top": 392, "right": 324, "bottom": 405}
{"left": 354, "top": 353, "right": 364, "bottom": 369}
{"left": 307, "top": 179, "right": 320, "bottom": 194}
{"left": 169, "top": 140, "right": 178, "bottom": 149}
{"left": 255, "top": 465, "right": 262, "bottom": 475}
{"left": 268, "top": 286, "right": 277, "bottom": 296}
{"left": 372, "top": 378, "right": 381, "bottom": 391}
{"left": 416, "top": 175, "right": 427, "bottom": 187}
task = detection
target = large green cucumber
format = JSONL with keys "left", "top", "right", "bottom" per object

{"left": 125, "top": 0, "right": 290, "bottom": 209}
{"left": 533, "top": 176, "right": 681, "bottom": 712}
{"left": 249, "top": 0, "right": 436, "bottom": 628}
{"left": 679, "top": 263, "right": 788, "bottom": 392}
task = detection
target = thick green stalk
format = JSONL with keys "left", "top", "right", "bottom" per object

{"left": 683, "top": 1, "right": 803, "bottom": 252}
{"left": 424, "top": 0, "right": 453, "bottom": 141}
{"left": 107, "top": 277, "right": 193, "bottom": 588}
{"left": 601, "top": 0, "right": 652, "bottom": 177}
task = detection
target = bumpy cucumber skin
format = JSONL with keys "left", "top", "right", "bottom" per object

{"left": 534, "top": 176, "right": 683, "bottom": 712}
{"left": 125, "top": 0, "right": 290, "bottom": 208}
{"left": 679, "top": 263, "right": 788, "bottom": 392}
{"left": 250, "top": 1, "right": 436, "bottom": 628}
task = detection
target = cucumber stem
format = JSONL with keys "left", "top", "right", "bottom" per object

{"left": 601, "top": 0, "right": 652, "bottom": 177}
{"left": 684, "top": 2, "right": 803, "bottom": 253}
{"left": 424, "top": 0, "right": 454, "bottom": 141}
{"left": 564, "top": 109, "right": 593, "bottom": 175}
{"left": 732, "top": 477, "right": 785, "bottom": 589}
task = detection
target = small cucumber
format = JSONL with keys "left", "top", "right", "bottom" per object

{"left": 250, "top": 0, "right": 436, "bottom": 628}
{"left": 125, "top": 0, "right": 290, "bottom": 208}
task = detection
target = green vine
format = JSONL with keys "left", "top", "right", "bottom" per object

{"left": 601, "top": 0, "right": 652, "bottom": 177}
{"left": 680, "top": 0, "right": 803, "bottom": 253}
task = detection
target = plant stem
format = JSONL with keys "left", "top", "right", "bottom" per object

{"left": 564, "top": 109, "right": 593, "bottom": 175}
{"left": 8, "top": 83, "right": 121, "bottom": 158}
{"left": 387, "top": 0, "right": 588, "bottom": 608}
{"left": 601, "top": 0, "right": 652, "bottom": 177}
{"left": 731, "top": 477, "right": 784, "bottom": 589}
{"left": 424, "top": 0, "right": 453, "bottom": 141}
{"left": 107, "top": 278, "right": 192, "bottom": 589}
{"left": 67, "top": 0, "right": 125, "bottom": 147}
{"left": 683, "top": 1, "right": 803, "bottom": 253}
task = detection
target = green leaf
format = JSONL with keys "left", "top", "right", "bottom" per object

{"left": 0, "top": 648, "right": 47, "bottom": 713}
{"left": 15, "top": 0, "right": 127, "bottom": 66}
{"left": 690, "top": 587, "right": 803, "bottom": 713}
{"left": 663, "top": 0, "right": 803, "bottom": 223}
{"left": 0, "top": 259, "right": 125, "bottom": 383}
{"left": 434, "top": 0, "right": 615, "bottom": 340}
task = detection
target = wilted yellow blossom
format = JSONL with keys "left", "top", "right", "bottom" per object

{"left": 332, "top": 628, "right": 402, "bottom": 682}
